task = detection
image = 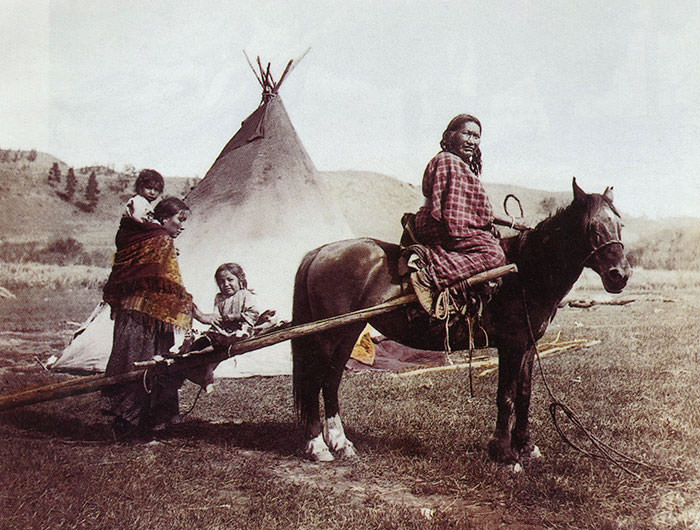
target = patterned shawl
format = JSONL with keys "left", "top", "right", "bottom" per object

{"left": 103, "top": 218, "right": 193, "bottom": 329}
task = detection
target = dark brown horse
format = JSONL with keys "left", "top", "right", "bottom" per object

{"left": 292, "top": 179, "right": 631, "bottom": 466}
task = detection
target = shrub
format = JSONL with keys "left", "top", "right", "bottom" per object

{"left": 0, "top": 238, "right": 111, "bottom": 267}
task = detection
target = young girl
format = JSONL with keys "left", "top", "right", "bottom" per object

{"left": 124, "top": 169, "right": 164, "bottom": 225}
{"left": 177, "top": 263, "right": 279, "bottom": 391}
{"left": 209, "top": 262, "right": 277, "bottom": 339}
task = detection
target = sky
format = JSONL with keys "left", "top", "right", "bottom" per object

{"left": 2, "top": 0, "right": 700, "bottom": 219}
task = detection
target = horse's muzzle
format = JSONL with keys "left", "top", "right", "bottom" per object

{"left": 602, "top": 262, "right": 632, "bottom": 293}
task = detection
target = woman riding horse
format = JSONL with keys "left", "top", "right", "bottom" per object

{"left": 411, "top": 114, "right": 506, "bottom": 308}
{"left": 292, "top": 177, "right": 631, "bottom": 467}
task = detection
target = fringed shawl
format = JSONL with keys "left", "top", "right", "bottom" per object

{"left": 103, "top": 218, "right": 193, "bottom": 329}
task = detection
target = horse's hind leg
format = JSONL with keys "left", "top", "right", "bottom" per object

{"left": 322, "top": 327, "right": 363, "bottom": 459}
{"left": 294, "top": 335, "right": 334, "bottom": 462}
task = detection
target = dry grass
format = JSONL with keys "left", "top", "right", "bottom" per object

{"left": 572, "top": 267, "right": 700, "bottom": 293}
{"left": 0, "top": 262, "right": 108, "bottom": 290}
{"left": 1, "top": 273, "right": 700, "bottom": 528}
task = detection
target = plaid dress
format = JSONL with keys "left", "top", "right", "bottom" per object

{"left": 414, "top": 151, "right": 506, "bottom": 290}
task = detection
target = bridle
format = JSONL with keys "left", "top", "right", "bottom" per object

{"left": 581, "top": 200, "right": 624, "bottom": 266}
{"left": 582, "top": 238, "right": 624, "bottom": 266}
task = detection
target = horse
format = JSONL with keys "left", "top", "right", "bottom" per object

{"left": 291, "top": 178, "right": 631, "bottom": 466}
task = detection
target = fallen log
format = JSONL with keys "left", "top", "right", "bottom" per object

{"left": 563, "top": 298, "right": 636, "bottom": 308}
{"left": 0, "top": 294, "right": 418, "bottom": 412}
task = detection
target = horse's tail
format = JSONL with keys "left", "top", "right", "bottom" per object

{"left": 292, "top": 247, "right": 329, "bottom": 426}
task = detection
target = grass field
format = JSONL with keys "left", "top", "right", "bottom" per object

{"left": 1, "top": 270, "right": 700, "bottom": 529}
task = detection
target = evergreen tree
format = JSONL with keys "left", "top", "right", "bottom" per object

{"left": 85, "top": 171, "right": 100, "bottom": 211}
{"left": 48, "top": 162, "right": 61, "bottom": 184}
{"left": 65, "top": 167, "right": 77, "bottom": 199}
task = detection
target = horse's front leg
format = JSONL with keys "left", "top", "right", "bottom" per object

{"left": 512, "top": 344, "right": 542, "bottom": 462}
{"left": 487, "top": 346, "right": 520, "bottom": 465}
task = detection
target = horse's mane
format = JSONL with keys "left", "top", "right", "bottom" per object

{"left": 505, "top": 192, "right": 616, "bottom": 270}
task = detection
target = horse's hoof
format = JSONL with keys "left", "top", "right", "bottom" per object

{"left": 517, "top": 443, "right": 542, "bottom": 461}
{"left": 338, "top": 443, "right": 357, "bottom": 459}
{"left": 305, "top": 435, "right": 335, "bottom": 463}
{"left": 487, "top": 438, "right": 518, "bottom": 465}
{"left": 311, "top": 448, "right": 335, "bottom": 462}
{"left": 510, "top": 462, "right": 523, "bottom": 473}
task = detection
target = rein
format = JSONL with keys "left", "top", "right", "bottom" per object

{"left": 519, "top": 285, "right": 682, "bottom": 479}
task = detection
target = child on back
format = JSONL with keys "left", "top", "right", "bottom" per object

{"left": 124, "top": 169, "right": 164, "bottom": 225}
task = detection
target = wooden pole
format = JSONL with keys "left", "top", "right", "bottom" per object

{"left": 0, "top": 294, "right": 418, "bottom": 412}
{"left": 242, "top": 50, "right": 264, "bottom": 88}
{"left": 493, "top": 216, "right": 533, "bottom": 232}
{"left": 275, "top": 59, "right": 294, "bottom": 91}
{"left": 464, "top": 264, "right": 518, "bottom": 286}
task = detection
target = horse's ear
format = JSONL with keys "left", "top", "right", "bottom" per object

{"left": 572, "top": 177, "right": 586, "bottom": 203}
{"left": 603, "top": 186, "right": 614, "bottom": 202}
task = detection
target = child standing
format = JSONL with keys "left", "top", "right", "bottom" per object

{"left": 124, "top": 169, "right": 164, "bottom": 225}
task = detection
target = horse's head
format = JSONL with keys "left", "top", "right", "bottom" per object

{"left": 573, "top": 178, "right": 631, "bottom": 293}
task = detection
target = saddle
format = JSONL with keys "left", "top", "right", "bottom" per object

{"left": 399, "top": 212, "right": 518, "bottom": 322}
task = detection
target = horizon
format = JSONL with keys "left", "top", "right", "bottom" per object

{"left": 3, "top": 1, "right": 699, "bottom": 220}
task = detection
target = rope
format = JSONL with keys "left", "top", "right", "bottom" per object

{"left": 520, "top": 286, "right": 682, "bottom": 478}
{"left": 180, "top": 386, "right": 204, "bottom": 418}
{"left": 503, "top": 194, "right": 525, "bottom": 218}
{"left": 466, "top": 316, "right": 474, "bottom": 397}
{"left": 582, "top": 239, "right": 624, "bottom": 265}
{"left": 436, "top": 287, "right": 484, "bottom": 397}
{"left": 142, "top": 369, "right": 152, "bottom": 394}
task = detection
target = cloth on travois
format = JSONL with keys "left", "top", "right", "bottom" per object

{"left": 413, "top": 151, "right": 506, "bottom": 290}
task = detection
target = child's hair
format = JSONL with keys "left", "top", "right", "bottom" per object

{"left": 135, "top": 169, "right": 165, "bottom": 194}
{"left": 153, "top": 196, "right": 190, "bottom": 223}
{"left": 215, "top": 262, "right": 248, "bottom": 290}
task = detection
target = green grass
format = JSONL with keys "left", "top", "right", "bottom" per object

{"left": 1, "top": 279, "right": 700, "bottom": 528}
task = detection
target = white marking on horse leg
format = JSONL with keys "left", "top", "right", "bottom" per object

{"left": 323, "top": 413, "right": 357, "bottom": 458}
{"left": 529, "top": 445, "right": 542, "bottom": 459}
{"left": 510, "top": 462, "right": 523, "bottom": 473}
{"left": 304, "top": 433, "right": 334, "bottom": 462}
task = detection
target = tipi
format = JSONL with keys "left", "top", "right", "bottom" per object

{"left": 50, "top": 56, "right": 353, "bottom": 377}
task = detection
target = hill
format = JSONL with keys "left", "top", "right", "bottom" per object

{"left": 0, "top": 150, "right": 194, "bottom": 251}
{"left": 319, "top": 170, "right": 572, "bottom": 242}
{"left": 1, "top": 150, "right": 698, "bottom": 270}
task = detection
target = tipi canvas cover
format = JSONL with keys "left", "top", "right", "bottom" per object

{"left": 52, "top": 70, "right": 352, "bottom": 377}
